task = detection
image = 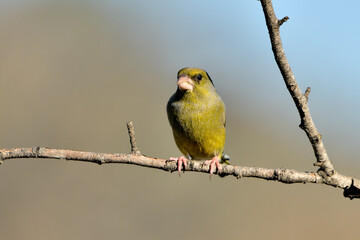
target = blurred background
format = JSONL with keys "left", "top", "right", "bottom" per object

{"left": 0, "top": 0, "right": 359, "bottom": 239}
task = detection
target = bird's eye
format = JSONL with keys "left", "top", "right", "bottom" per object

{"left": 197, "top": 74, "right": 202, "bottom": 81}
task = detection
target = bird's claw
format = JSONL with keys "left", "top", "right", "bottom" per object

{"left": 168, "top": 156, "right": 188, "bottom": 177}
{"left": 204, "top": 156, "right": 221, "bottom": 179}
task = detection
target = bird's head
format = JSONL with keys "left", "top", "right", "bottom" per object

{"left": 176, "top": 67, "right": 214, "bottom": 93}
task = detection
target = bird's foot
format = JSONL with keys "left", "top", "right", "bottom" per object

{"left": 204, "top": 156, "right": 221, "bottom": 179}
{"left": 167, "top": 156, "right": 188, "bottom": 177}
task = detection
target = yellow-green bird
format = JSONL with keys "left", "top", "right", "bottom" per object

{"left": 167, "top": 67, "right": 229, "bottom": 176}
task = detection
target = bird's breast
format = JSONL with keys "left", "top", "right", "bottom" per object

{"left": 167, "top": 92, "right": 225, "bottom": 159}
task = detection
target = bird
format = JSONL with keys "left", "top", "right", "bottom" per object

{"left": 166, "top": 67, "right": 229, "bottom": 177}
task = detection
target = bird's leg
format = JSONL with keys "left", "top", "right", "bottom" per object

{"left": 204, "top": 156, "right": 221, "bottom": 178}
{"left": 168, "top": 156, "right": 188, "bottom": 177}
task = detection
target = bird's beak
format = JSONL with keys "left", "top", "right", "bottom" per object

{"left": 177, "top": 75, "right": 194, "bottom": 91}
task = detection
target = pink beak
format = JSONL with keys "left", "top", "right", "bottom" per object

{"left": 177, "top": 75, "right": 194, "bottom": 91}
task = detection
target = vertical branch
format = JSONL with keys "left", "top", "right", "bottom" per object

{"left": 126, "top": 122, "right": 141, "bottom": 155}
{"left": 259, "top": 0, "right": 335, "bottom": 176}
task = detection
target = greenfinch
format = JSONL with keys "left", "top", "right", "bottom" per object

{"left": 167, "top": 67, "right": 228, "bottom": 176}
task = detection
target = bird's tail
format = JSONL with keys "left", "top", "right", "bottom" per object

{"left": 220, "top": 153, "right": 230, "bottom": 165}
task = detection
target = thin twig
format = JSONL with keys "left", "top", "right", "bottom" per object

{"left": 304, "top": 87, "right": 311, "bottom": 100}
{"left": 278, "top": 16, "right": 289, "bottom": 26}
{"left": 126, "top": 121, "right": 141, "bottom": 155}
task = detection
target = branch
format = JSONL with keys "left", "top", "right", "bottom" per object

{"left": 0, "top": 145, "right": 356, "bottom": 189}
{"left": 259, "top": 0, "right": 360, "bottom": 199}
{"left": 260, "top": 0, "right": 334, "bottom": 175}
{"left": 0, "top": 122, "right": 359, "bottom": 199}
